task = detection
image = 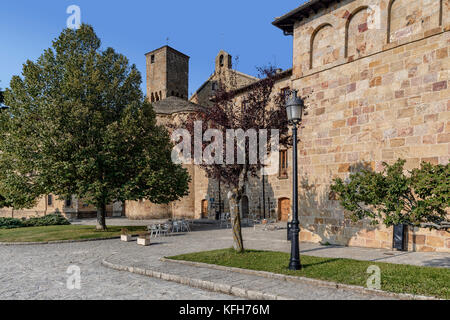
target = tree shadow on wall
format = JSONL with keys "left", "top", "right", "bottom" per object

{"left": 299, "top": 162, "right": 378, "bottom": 248}
{"left": 205, "top": 173, "right": 276, "bottom": 222}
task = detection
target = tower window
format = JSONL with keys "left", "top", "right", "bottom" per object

{"left": 219, "top": 55, "right": 224, "bottom": 67}
{"left": 212, "top": 82, "right": 217, "bottom": 91}
{"left": 151, "top": 55, "right": 155, "bottom": 64}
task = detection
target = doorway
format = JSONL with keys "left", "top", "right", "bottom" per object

{"left": 201, "top": 200, "right": 208, "bottom": 219}
{"left": 278, "top": 198, "right": 291, "bottom": 222}
{"left": 241, "top": 196, "right": 249, "bottom": 219}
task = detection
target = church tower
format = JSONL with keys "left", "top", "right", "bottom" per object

{"left": 145, "top": 46, "right": 189, "bottom": 102}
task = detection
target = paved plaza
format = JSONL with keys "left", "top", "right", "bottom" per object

{"left": 0, "top": 219, "right": 448, "bottom": 300}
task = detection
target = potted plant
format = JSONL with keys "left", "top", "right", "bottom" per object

{"left": 137, "top": 232, "right": 151, "bottom": 246}
{"left": 121, "top": 229, "right": 132, "bottom": 242}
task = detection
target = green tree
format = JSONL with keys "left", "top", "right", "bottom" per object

{"left": 331, "top": 160, "right": 449, "bottom": 229}
{"left": 0, "top": 25, "right": 190, "bottom": 230}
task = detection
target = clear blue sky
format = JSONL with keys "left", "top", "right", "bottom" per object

{"left": 1, "top": 0, "right": 305, "bottom": 97}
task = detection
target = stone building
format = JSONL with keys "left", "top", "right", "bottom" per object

{"left": 129, "top": 0, "right": 449, "bottom": 253}
{"left": 2, "top": 0, "right": 448, "bottom": 253}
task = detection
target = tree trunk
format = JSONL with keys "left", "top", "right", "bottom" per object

{"left": 96, "top": 201, "right": 107, "bottom": 231}
{"left": 228, "top": 188, "right": 244, "bottom": 253}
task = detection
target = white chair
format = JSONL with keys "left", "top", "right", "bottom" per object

{"left": 149, "top": 224, "right": 160, "bottom": 238}
{"left": 180, "top": 219, "right": 190, "bottom": 232}
{"left": 159, "top": 224, "right": 169, "bottom": 237}
{"left": 172, "top": 221, "right": 181, "bottom": 233}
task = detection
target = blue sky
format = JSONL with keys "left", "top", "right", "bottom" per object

{"left": 1, "top": 0, "right": 304, "bottom": 97}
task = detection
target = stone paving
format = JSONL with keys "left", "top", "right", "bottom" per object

{"left": 1, "top": 220, "right": 448, "bottom": 300}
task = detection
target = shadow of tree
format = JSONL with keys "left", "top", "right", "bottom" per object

{"left": 298, "top": 162, "right": 378, "bottom": 248}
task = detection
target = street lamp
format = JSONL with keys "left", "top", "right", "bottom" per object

{"left": 285, "top": 90, "right": 304, "bottom": 271}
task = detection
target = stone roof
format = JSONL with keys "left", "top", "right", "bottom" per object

{"left": 152, "top": 96, "right": 205, "bottom": 115}
{"left": 273, "top": 0, "right": 339, "bottom": 35}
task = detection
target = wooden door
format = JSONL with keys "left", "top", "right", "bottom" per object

{"left": 278, "top": 198, "right": 291, "bottom": 222}
{"left": 201, "top": 200, "right": 208, "bottom": 219}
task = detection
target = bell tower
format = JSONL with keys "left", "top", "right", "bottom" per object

{"left": 215, "top": 50, "right": 232, "bottom": 72}
{"left": 145, "top": 46, "right": 189, "bottom": 102}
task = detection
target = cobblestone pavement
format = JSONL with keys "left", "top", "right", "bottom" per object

{"left": 1, "top": 223, "right": 448, "bottom": 300}
{"left": 0, "top": 239, "right": 239, "bottom": 300}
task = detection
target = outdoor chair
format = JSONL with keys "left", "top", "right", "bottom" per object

{"left": 220, "top": 213, "right": 231, "bottom": 229}
{"left": 181, "top": 219, "right": 191, "bottom": 232}
{"left": 159, "top": 224, "right": 169, "bottom": 237}
{"left": 172, "top": 221, "right": 181, "bottom": 233}
{"left": 149, "top": 224, "right": 160, "bottom": 238}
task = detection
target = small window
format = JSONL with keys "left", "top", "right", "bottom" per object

{"left": 65, "top": 198, "right": 72, "bottom": 207}
{"left": 150, "top": 55, "right": 155, "bottom": 64}
{"left": 212, "top": 82, "right": 217, "bottom": 91}
{"left": 47, "top": 195, "right": 53, "bottom": 207}
{"left": 219, "top": 55, "right": 224, "bottom": 67}
{"left": 279, "top": 150, "right": 288, "bottom": 178}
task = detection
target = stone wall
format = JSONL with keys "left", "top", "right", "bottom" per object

{"left": 288, "top": 0, "right": 449, "bottom": 252}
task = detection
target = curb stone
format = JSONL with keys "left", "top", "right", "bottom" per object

{"left": 101, "top": 258, "right": 293, "bottom": 300}
{"left": 0, "top": 234, "right": 143, "bottom": 246}
{"left": 160, "top": 258, "right": 440, "bottom": 301}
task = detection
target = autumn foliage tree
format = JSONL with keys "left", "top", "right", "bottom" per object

{"left": 177, "top": 67, "right": 296, "bottom": 252}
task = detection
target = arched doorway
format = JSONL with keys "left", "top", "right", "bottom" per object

{"left": 278, "top": 198, "right": 291, "bottom": 222}
{"left": 241, "top": 196, "right": 249, "bottom": 219}
{"left": 201, "top": 200, "right": 208, "bottom": 219}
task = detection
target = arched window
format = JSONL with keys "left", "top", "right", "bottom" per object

{"left": 345, "top": 6, "right": 377, "bottom": 59}
{"left": 219, "top": 55, "right": 224, "bottom": 67}
{"left": 388, "top": 0, "right": 441, "bottom": 43}
{"left": 310, "top": 23, "right": 338, "bottom": 69}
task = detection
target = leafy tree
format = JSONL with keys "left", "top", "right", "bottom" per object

{"left": 331, "top": 160, "right": 449, "bottom": 229}
{"left": 179, "top": 67, "right": 295, "bottom": 252}
{"left": 0, "top": 25, "right": 190, "bottom": 230}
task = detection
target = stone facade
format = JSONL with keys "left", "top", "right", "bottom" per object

{"left": 0, "top": 195, "right": 124, "bottom": 219}
{"left": 5, "top": 1, "right": 448, "bottom": 253}
{"left": 146, "top": 46, "right": 189, "bottom": 102}
{"left": 275, "top": 0, "right": 449, "bottom": 252}
{"left": 136, "top": 0, "right": 449, "bottom": 253}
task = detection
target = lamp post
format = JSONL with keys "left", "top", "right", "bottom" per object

{"left": 285, "top": 90, "right": 304, "bottom": 271}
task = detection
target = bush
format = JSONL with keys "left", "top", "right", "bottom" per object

{"left": 23, "top": 213, "right": 71, "bottom": 227}
{"left": 331, "top": 160, "right": 449, "bottom": 229}
{"left": 0, "top": 217, "right": 24, "bottom": 229}
{"left": 0, "top": 213, "right": 70, "bottom": 229}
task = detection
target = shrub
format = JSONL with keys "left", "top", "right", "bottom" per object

{"left": 331, "top": 160, "right": 449, "bottom": 229}
{"left": 0, "top": 217, "right": 24, "bottom": 229}
{"left": 23, "top": 213, "right": 70, "bottom": 227}
{"left": 0, "top": 213, "right": 70, "bottom": 229}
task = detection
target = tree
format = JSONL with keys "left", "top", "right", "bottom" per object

{"left": 0, "top": 25, "right": 190, "bottom": 230}
{"left": 330, "top": 160, "right": 450, "bottom": 229}
{"left": 178, "top": 67, "right": 295, "bottom": 252}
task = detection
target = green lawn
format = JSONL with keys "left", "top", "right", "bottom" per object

{"left": 168, "top": 249, "right": 450, "bottom": 299}
{"left": 0, "top": 225, "right": 147, "bottom": 243}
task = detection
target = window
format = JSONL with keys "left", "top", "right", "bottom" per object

{"left": 279, "top": 150, "right": 288, "bottom": 178}
{"left": 47, "top": 195, "right": 53, "bottom": 207}
{"left": 219, "top": 55, "right": 224, "bottom": 67}
{"left": 65, "top": 198, "right": 72, "bottom": 207}
{"left": 150, "top": 55, "right": 155, "bottom": 64}
{"left": 211, "top": 82, "right": 217, "bottom": 91}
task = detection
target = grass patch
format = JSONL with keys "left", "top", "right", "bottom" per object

{"left": 168, "top": 248, "right": 450, "bottom": 299}
{"left": 0, "top": 225, "right": 147, "bottom": 243}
